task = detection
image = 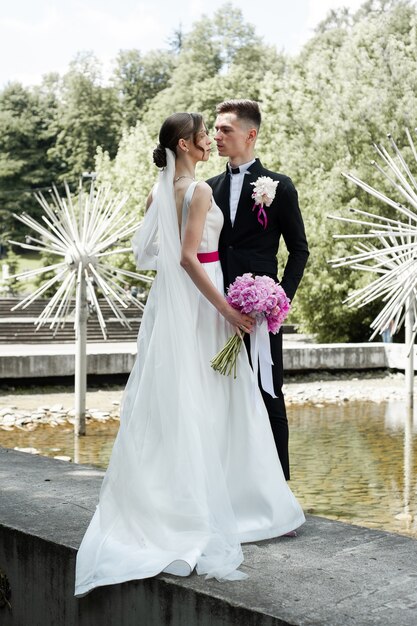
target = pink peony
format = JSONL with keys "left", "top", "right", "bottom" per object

{"left": 226, "top": 274, "right": 291, "bottom": 335}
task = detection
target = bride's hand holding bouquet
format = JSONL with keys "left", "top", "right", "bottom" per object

{"left": 220, "top": 302, "right": 255, "bottom": 336}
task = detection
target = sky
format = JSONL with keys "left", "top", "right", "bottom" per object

{"left": 0, "top": 0, "right": 367, "bottom": 87}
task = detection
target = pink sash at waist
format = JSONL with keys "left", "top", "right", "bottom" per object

{"left": 197, "top": 251, "right": 219, "bottom": 263}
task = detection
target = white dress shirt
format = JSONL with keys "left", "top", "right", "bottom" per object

{"left": 228, "top": 159, "right": 256, "bottom": 225}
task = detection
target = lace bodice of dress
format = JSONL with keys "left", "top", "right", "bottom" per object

{"left": 182, "top": 181, "right": 224, "bottom": 253}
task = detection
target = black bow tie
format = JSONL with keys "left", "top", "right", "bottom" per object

{"left": 230, "top": 167, "right": 240, "bottom": 174}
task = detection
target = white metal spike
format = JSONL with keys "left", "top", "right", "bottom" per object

{"left": 8, "top": 183, "right": 153, "bottom": 435}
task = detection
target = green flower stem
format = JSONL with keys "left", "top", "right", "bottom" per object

{"left": 211, "top": 333, "right": 244, "bottom": 378}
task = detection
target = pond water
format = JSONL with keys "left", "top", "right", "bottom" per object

{"left": 1, "top": 399, "right": 416, "bottom": 539}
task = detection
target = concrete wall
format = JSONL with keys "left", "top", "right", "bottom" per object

{"left": 0, "top": 344, "right": 137, "bottom": 379}
{"left": 0, "top": 449, "right": 279, "bottom": 626}
{"left": 283, "top": 343, "right": 388, "bottom": 370}
{"left": 1, "top": 449, "right": 417, "bottom": 626}
{"left": 1, "top": 526, "right": 275, "bottom": 626}
{"left": 1, "top": 341, "right": 412, "bottom": 379}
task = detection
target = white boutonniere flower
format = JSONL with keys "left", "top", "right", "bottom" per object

{"left": 250, "top": 176, "right": 279, "bottom": 229}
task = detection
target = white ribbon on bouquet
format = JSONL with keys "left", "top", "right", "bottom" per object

{"left": 249, "top": 314, "right": 277, "bottom": 407}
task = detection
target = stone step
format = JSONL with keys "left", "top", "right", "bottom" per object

{"left": 0, "top": 297, "right": 142, "bottom": 342}
{"left": 0, "top": 327, "right": 140, "bottom": 343}
{"left": 0, "top": 298, "right": 143, "bottom": 318}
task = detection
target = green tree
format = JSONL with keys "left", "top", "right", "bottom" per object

{"left": 167, "top": 25, "right": 185, "bottom": 54}
{"left": 0, "top": 81, "right": 58, "bottom": 243}
{"left": 258, "top": 0, "right": 417, "bottom": 341}
{"left": 144, "top": 4, "right": 281, "bottom": 134}
{"left": 112, "top": 49, "right": 176, "bottom": 127}
{"left": 48, "top": 52, "right": 123, "bottom": 181}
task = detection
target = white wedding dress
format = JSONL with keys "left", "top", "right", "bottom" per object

{"left": 74, "top": 151, "right": 305, "bottom": 597}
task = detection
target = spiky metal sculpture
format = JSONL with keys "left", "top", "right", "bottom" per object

{"left": 329, "top": 129, "right": 417, "bottom": 407}
{"left": 9, "top": 182, "right": 152, "bottom": 434}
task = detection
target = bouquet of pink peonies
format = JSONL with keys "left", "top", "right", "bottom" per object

{"left": 211, "top": 273, "right": 291, "bottom": 378}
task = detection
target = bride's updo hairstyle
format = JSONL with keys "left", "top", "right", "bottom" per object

{"left": 153, "top": 112, "right": 204, "bottom": 168}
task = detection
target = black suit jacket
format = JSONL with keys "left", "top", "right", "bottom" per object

{"left": 207, "top": 159, "right": 309, "bottom": 301}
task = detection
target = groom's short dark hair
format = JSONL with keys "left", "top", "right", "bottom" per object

{"left": 216, "top": 99, "right": 261, "bottom": 130}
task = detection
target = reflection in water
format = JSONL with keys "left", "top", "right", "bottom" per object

{"left": 0, "top": 399, "right": 416, "bottom": 538}
{"left": 383, "top": 402, "right": 415, "bottom": 533}
{"left": 287, "top": 400, "right": 417, "bottom": 538}
{"left": 73, "top": 431, "right": 80, "bottom": 465}
{"left": 402, "top": 408, "right": 413, "bottom": 533}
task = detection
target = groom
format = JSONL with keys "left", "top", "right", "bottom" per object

{"left": 207, "top": 99, "right": 309, "bottom": 480}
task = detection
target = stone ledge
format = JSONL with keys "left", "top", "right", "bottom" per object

{"left": 0, "top": 341, "right": 412, "bottom": 379}
{"left": 0, "top": 447, "right": 416, "bottom": 625}
{"left": 283, "top": 342, "right": 388, "bottom": 370}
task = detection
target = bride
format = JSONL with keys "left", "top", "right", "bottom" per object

{"left": 74, "top": 112, "right": 305, "bottom": 597}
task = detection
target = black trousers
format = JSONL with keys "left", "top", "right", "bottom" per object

{"left": 244, "top": 329, "right": 290, "bottom": 480}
